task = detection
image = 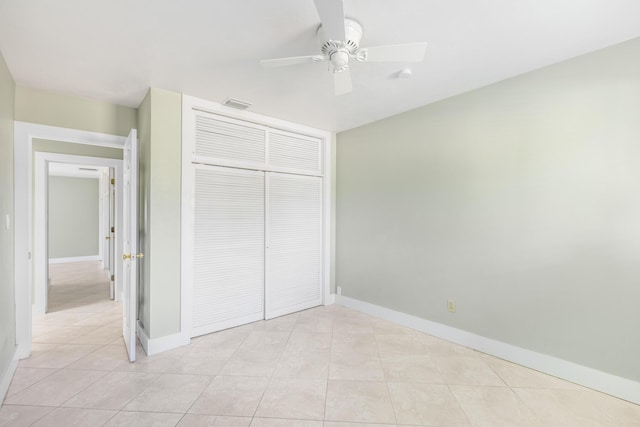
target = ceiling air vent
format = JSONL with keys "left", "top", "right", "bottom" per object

{"left": 223, "top": 97, "right": 252, "bottom": 110}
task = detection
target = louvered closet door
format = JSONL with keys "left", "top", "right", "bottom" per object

{"left": 265, "top": 173, "right": 323, "bottom": 319}
{"left": 193, "top": 165, "right": 265, "bottom": 336}
{"left": 195, "top": 112, "right": 266, "bottom": 167}
{"left": 268, "top": 130, "right": 322, "bottom": 174}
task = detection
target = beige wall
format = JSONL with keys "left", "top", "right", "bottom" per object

{"left": 48, "top": 176, "right": 100, "bottom": 259}
{"left": 336, "top": 37, "right": 640, "bottom": 382}
{"left": 137, "top": 88, "right": 182, "bottom": 339}
{"left": 0, "top": 51, "right": 16, "bottom": 387}
{"left": 15, "top": 86, "right": 137, "bottom": 137}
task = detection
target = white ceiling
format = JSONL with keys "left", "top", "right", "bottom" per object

{"left": 1, "top": 0, "right": 639, "bottom": 132}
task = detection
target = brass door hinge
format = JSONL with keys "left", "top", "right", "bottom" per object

{"left": 111, "top": 226, "right": 114, "bottom": 233}
{"left": 111, "top": 178, "right": 115, "bottom": 185}
{"left": 111, "top": 274, "right": 115, "bottom": 281}
{"left": 122, "top": 253, "right": 144, "bottom": 260}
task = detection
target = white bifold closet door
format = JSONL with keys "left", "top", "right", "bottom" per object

{"left": 265, "top": 173, "right": 323, "bottom": 319}
{"left": 192, "top": 165, "right": 265, "bottom": 336}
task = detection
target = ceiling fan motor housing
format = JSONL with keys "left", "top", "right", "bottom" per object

{"left": 318, "top": 19, "right": 363, "bottom": 71}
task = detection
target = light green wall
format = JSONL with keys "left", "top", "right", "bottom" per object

{"left": 336, "top": 37, "right": 640, "bottom": 382}
{"left": 137, "top": 88, "right": 182, "bottom": 339}
{"left": 15, "top": 86, "right": 137, "bottom": 137}
{"left": 33, "top": 139, "right": 123, "bottom": 160}
{"left": 0, "top": 51, "right": 16, "bottom": 387}
{"left": 48, "top": 176, "right": 100, "bottom": 259}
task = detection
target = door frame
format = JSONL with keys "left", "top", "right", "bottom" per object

{"left": 33, "top": 152, "right": 123, "bottom": 317}
{"left": 14, "top": 121, "right": 126, "bottom": 359}
{"left": 180, "top": 95, "right": 334, "bottom": 340}
{"left": 100, "top": 167, "right": 111, "bottom": 273}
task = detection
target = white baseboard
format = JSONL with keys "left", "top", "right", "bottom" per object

{"left": 324, "top": 293, "right": 336, "bottom": 305}
{"left": 49, "top": 255, "right": 101, "bottom": 264}
{"left": 337, "top": 295, "right": 640, "bottom": 405}
{"left": 136, "top": 321, "right": 190, "bottom": 357}
{"left": 136, "top": 321, "right": 149, "bottom": 356}
{"left": 1, "top": 351, "right": 19, "bottom": 403}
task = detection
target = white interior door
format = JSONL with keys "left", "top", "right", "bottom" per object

{"left": 192, "top": 165, "right": 265, "bottom": 337}
{"left": 265, "top": 172, "right": 323, "bottom": 319}
{"left": 122, "top": 129, "right": 138, "bottom": 362}
{"left": 100, "top": 170, "right": 109, "bottom": 272}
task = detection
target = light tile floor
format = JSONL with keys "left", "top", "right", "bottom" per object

{"left": 2, "top": 262, "right": 639, "bottom": 426}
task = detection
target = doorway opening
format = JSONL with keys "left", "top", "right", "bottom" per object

{"left": 14, "top": 122, "right": 129, "bottom": 362}
{"left": 34, "top": 153, "right": 123, "bottom": 317}
{"left": 29, "top": 153, "right": 125, "bottom": 353}
{"left": 46, "top": 162, "right": 114, "bottom": 314}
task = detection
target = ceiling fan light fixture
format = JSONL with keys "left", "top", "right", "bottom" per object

{"left": 329, "top": 50, "right": 350, "bottom": 69}
{"left": 222, "top": 97, "right": 252, "bottom": 110}
{"left": 258, "top": 1, "right": 428, "bottom": 96}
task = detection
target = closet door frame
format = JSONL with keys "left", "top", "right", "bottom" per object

{"left": 181, "top": 95, "right": 333, "bottom": 340}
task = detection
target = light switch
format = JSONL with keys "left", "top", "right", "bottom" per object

{"left": 5, "top": 214, "right": 9, "bottom": 230}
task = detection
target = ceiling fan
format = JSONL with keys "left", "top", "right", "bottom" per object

{"left": 259, "top": 0, "right": 428, "bottom": 96}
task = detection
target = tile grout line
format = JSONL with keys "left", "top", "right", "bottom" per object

{"left": 249, "top": 316, "right": 297, "bottom": 422}
{"left": 371, "top": 317, "right": 399, "bottom": 426}
{"left": 4, "top": 366, "right": 60, "bottom": 399}
{"left": 444, "top": 383, "right": 474, "bottom": 426}
{"left": 322, "top": 308, "right": 335, "bottom": 423}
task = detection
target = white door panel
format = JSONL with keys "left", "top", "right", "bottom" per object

{"left": 122, "top": 129, "right": 138, "bottom": 362}
{"left": 192, "top": 165, "right": 265, "bottom": 337}
{"left": 265, "top": 173, "right": 323, "bottom": 319}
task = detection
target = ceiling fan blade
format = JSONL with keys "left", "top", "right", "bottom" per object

{"left": 362, "top": 42, "right": 428, "bottom": 62}
{"left": 334, "top": 68, "right": 352, "bottom": 96}
{"left": 260, "top": 55, "right": 326, "bottom": 68}
{"left": 313, "top": 0, "right": 346, "bottom": 41}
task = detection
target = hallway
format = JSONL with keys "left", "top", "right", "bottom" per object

{"left": 47, "top": 261, "right": 112, "bottom": 313}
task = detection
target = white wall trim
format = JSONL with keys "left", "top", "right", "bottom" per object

{"left": 337, "top": 295, "right": 640, "bottom": 405}
{"left": 16, "top": 121, "right": 127, "bottom": 148}
{"left": 136, "top": 321, "right": 149, "bottom": 355}
{"left": 180, "top": 95, "right": 334, "bottom": 340}
{"left": 180, "top": 98, "right": 195, "bottom": 342}
{"left": 184, "top": 94, "right": 333, "bottom": 137}
{"left": 14, "top": 121, "right": 125, "bottom": 360}
{"left": 325, "top": 293, "right": 336, "bottom": 305}
{"left": 0, "top": 351, "right": 18, "bottom": 403}
{"left": 137, "top": 321, "right": 190, "bottom": 357}
{"left": 48, "top": 255, "right": 101, "bottom": 264}
{"left": 322, "top": 126, "right": 333, "bottom": 308}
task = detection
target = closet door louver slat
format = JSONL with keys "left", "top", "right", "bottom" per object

{"left": 192, "top": 166, "right": 265, "bottom": 336}
{"left": 268, "top": 131, "right": 322, "bottom": 173}
{"left": 195, "top": 114, "right": 266, "bottom": 165}
{"left": 265, "top": 173, "right": 323, "bottom": 319}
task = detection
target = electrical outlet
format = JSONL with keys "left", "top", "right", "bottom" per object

{"left": 447, "top": 299, "right": 456, "bottom": 313}
{"left": 337, "top": 286, "right": 342, "bottom": 296}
